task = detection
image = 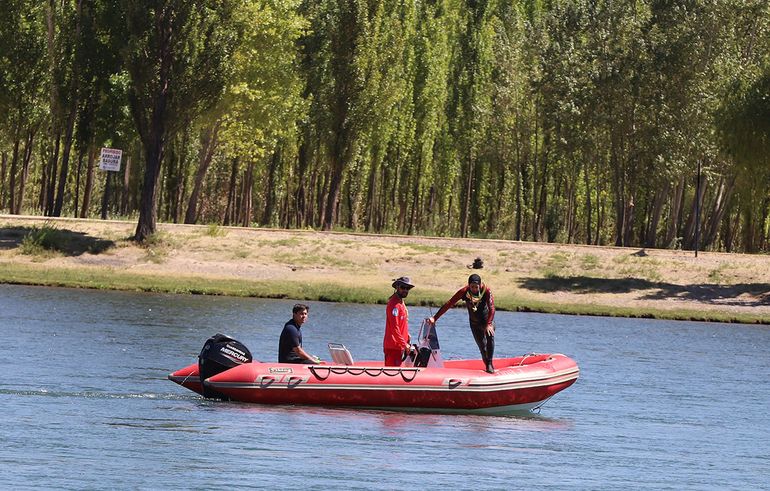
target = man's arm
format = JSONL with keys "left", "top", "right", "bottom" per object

{"left": 486, "top": 288, "right": 496, "bottom": 334}
{"left": 292, "top": 345, "right": 319, "bottom": 363}
{"left": 430, "top": 287, "right": 466, "bottom": 323}
{"left": 391, "top": 303, "right": 410, "bottom": 349}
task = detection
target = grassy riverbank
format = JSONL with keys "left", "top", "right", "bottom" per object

{"left": 2, "top": 215, "right": 769, "bottom": 324}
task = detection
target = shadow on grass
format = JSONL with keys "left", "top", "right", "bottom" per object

{"left": 520, "top": 276, "right": 770, "bottom": 307}
{"left": 0, "top": 226, "right": 116, "bottom": 256}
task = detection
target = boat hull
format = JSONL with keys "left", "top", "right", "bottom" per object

{"left": 169, "top": 353, "right": 578, "bottom": 414}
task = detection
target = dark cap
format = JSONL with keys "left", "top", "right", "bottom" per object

{"left": 468, "top": 274, "right": 482, "bottom": 285}
{"left": 392, "top": 276, "right": 415, "bottom": 289}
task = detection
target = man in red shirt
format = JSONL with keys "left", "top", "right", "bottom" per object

{"left": 383, "top": 276, "right": 415, "bottom": 366}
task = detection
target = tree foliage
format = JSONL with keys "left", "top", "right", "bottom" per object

{"left": 2, "top": 0, "right": 770, "bottom": 252}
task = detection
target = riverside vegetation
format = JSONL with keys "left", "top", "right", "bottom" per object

{"left": 2, "top": 216, "right": 769, "bottom": 324}
{"left": 1, "top": 2, "right": 770, "bottom": 251}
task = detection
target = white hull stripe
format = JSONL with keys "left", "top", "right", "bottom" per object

{"left": 467, "top": 367, "right": 579, "bottom": 387}
{"left": 208, "top": 372, "right": 578, "bottom": 393}
{"left": 362, "top": 400, "right": 547, "bottom": 415}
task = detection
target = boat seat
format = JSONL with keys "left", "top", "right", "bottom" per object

{"left": 328, "top": 343, "right": 354, "bottom": 365}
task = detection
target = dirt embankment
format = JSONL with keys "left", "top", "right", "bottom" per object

{"left": 2, "top": 215, "right": 769, "bottom": 323}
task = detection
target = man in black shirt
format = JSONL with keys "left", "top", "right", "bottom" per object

{"left": 278, "top": 303, "right": 322, "bottom": 364}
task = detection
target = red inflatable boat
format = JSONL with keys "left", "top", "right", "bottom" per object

{"left": 169, "top": 341, "right": 579, "bottom": 415}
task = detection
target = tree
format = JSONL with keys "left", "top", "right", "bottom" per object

{"left": 117, "top": 0, "right": 243, "bottom": 241}
{"left": 0, "top": 0, "right": 47, "bottom": 215}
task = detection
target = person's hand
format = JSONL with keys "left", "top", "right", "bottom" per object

{"left": 313, "top": 356, "right": 322, "bottom": 364}
{"left": 428, "top": 316, "right": 435, "bottom": 325}
{"left": 486, "top": 324, "right": 495, "bottom": 336}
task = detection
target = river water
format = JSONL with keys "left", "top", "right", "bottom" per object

{"left": 1, "top": 284, "right": 768, "bottom": 489}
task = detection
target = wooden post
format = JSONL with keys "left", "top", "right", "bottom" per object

{"left": 695, "top": 160, "right": 701, "bottom": 258}
{"left": 101, "top": 171, "right": 111, "bottom": 220}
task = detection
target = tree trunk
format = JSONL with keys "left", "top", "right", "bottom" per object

{"left": 741, "top": 205, "right": 757, "bottom": 253}
{"left": 536, "top": 155, "right": 548, "bottom": 242}
{"left": 184, "top": 120, "right": 220, "bottom": 224}
{"left": 53, "top": 103, "right": 78, "bottom": 217}
{"left": 583, "top": 159, "right": 592, "bottom": 245}
{"left": 702, "top": 175, "right": 735, "bottom": 249}
{"left": 16, "top": 129, "right": 36, "bottom": 215}
{"left": 41, "top": 135, "right": 61, "bottom": 216}
{"left": 622, "top": 194, "right": 636, "bottom": 247}
{"left": 364, "top": 153, "right": 379, "bottom": 232}
{"left": 240, "top": 161, "right": 254, "bottom": 227}
{"left": 514, "top": 139, "right": 523, "bottom": 241}
{"left": 223, "top": 157, "right": 238, "bottom": 226}
{"left": 308, "top": 166, "right": 320, "bottom": 228}
{"left": 8, "top": 137, "right": 20, "bottom": 214}
{"left": 323, "top": 162, "right": 343, "bottom": 231}
{"left": 44, "top": 0, "right": 61, "bottom": 217}
{"left": 664, "top": 176, "right": 685, "bottom": 247}
{"left": 80, "top": 145, "right": 96, "bottom": 218}
{"left": 460, "top": 152, "right": 474, "bottom": 238}
{"left": 261, "top": 145, "right": 280, "bottom": 226}
{"left": 0, "top": 151, "right": 7, "bottom": 209}
{"left": 53, "top": 0, "right": 83, "bottom": 217}
{"left": 322, "top": 128, "right": 356, "bottom": 230}
{"left": 293, "top": 127, "right": 312, "bottom": 228}
{"left": 132, "top": 5, "right": 174, "bottom": 242}
{"left": 74, "top": 146, "right": 84, "bottom": 217}
{"left": 407, "top": 154, "right": 422, "bottom": 236}
{"left": 134, "top": 129, "right": 166, "bottom": 241}
{"left": 612, "top": 156, "right": 625, "bottom": 247}
{"left": 121, "top": 155, "right": 132, "bottom": 216}
{"left": 645, "top": 182, "right": 669, "bottom": 247}
{"left": 683, "top": 168, "right": 706, "bottom": 250}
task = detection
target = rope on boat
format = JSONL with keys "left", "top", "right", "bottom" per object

{"left": 180, "top": 370, "right": 196, "bottom": 385}
{"left": 516, "top": 352, "right": 541, "bottom": 366}
{"left": 532, "top": 396, "right": 552, "bottom": 413}
{"left": 308, "top": 365, "right": 420, "bottom": 382}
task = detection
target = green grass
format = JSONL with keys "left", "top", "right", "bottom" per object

{"left": 580, "top": 254, "right": 600, "bottom": 271}
{"left": 257, "top": 237, "right": 303, "bottom": 248}
{"left": 139, "top": 231, "right": 175, "bottom": 263}
{"left": 618, "top": 266, "right": 662, "bottom": 282}
{"left": 272, "top": 251, "right": 357, "bottom": 268}
{"left": 19, "top": 224, "right": 68, "bottom": 257}
{"left": 540, "top": 252, "right": 570, "bottom": 278}
{"left": 616, "top": 257, "right": 663, "bottom": 282}
{"left": 613, "top": 254, "right": 630, "bottom": 264}
{"left": 3, "top": 262, "right": 767, "bottom": 324}
{"left": 403, "top": 243, "right": 445, "bottom": 254}
{"left": 708, "top": 262, "right": 736, "bottom": 284}
{"left": 232, "top": 249, "right": 251, "bottom": 259}
{"left": 203, "top": 224, "right": 228, "bottom": 237}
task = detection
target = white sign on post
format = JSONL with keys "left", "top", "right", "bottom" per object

{"left": 99, "top": 148, "right": 123, "bottom": 172}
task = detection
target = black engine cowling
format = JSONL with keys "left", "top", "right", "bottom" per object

{"left": 198, "top": 333, "right": 253, "bottom": 399}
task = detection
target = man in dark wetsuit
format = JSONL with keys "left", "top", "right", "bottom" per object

{"left": 278, "top": 303, "right": 322, "bottom": 364}
{"left": 429, "top": 274, "right": 496, "bottom": 373}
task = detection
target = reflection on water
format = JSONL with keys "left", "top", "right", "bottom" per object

{"left": 1, "top": 285, "right": 769, "bottom": 489}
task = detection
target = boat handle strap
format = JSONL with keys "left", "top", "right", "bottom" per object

{"left": 308, "top": 365, "right": 419, "bottom": 382}
{"left": 308, "top": 366, "right": 330, "bottom": 380}
{"left": 400, "top": 368, "right": 418, "bottom": 382}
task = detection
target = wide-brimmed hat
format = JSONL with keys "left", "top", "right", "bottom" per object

{"left": 392, "top": 276, "right": 415, "bottom": 289}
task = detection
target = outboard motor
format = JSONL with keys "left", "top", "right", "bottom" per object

{"left": 198, "top": 333, "right": 252, "bottom": 399}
